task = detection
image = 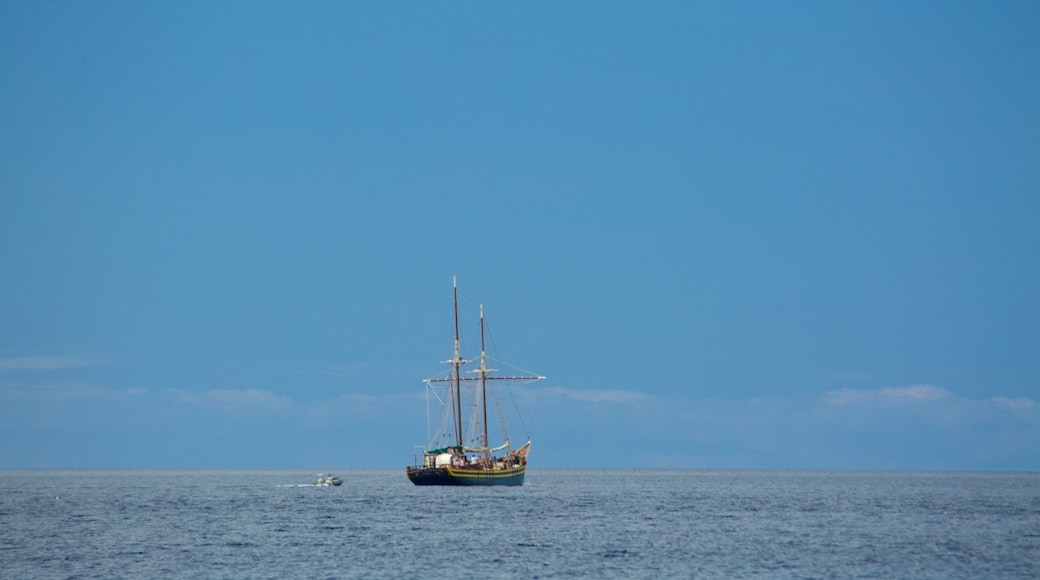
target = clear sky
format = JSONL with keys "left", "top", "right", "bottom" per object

{"left": 2, "top": 2, "right": 1038, "bottom": 470}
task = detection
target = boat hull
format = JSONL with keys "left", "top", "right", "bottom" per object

{"left": 406, "top": 465, "right": 526, "bottom": 486}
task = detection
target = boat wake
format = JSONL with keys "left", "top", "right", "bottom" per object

{"left": 277, "top": 473, "right": 344, "bottom": 488}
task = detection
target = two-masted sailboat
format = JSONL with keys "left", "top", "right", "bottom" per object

{"left": 406, "top": 278, "right": 545, "bottom": 486}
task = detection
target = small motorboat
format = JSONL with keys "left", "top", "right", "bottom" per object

{"left": 316, "top": 473, "right": 343, "bottom": 486}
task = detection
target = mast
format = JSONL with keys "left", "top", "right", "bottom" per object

{"left": 452, "top": 276, "right": 464, "bottom": 448}
{"left": 479, "top": 305, "right": 490, "bottom": 461}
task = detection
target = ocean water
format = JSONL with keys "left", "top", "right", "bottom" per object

{"left": 1, "top": 469, "right": 1038, "bottom": 578}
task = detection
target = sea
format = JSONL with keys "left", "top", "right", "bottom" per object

{"left": 1, "top": 469, "right": 1038, "bottom": 578}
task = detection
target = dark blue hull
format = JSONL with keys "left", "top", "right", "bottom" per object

{"left": 406, "top": 465, "right": 526, "bottom": 486}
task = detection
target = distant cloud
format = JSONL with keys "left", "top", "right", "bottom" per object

{"left": 337, "top": 392, "right": 403, "bottom": 406}
{"left": 158, "top": 388, "right": 423, "bottom": 426}
{"left": 303, "top": 363, "right": 372, "bottom": 378}
{"left": 0, "top": 354, "right": 109, "bottom": 374}
{"left": 542, "top": 386, "right": 648, "bottom": 403}
{"left": 818, "top": 384, "right": 1038, "bottom": 430}
{"left": 167, "top": 388, "right": 295, "bottom": 415}
{"left": 0, "top": 380, "right": 143, "bottom": 401}
{"left": 3, "top": 374, "right": 1035, "bottom": 469}
{"left": 825, "top": 370, "right": 875, "bottom": 383}
{"left": 822, "top": 384, "right": 951, "bottom": 406}
{"left": 992, "top": 397, "right": 1036, "bottom": 418}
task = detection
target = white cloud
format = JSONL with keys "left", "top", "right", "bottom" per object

{"left": 3, "top": 371, "right": 1035, "bottom": 469}
{"left": 302, "top": 363, "right": 372, "bottom": 378}
{"left": 0, "top": 354, "right": 109, "bottom": 374}
{"left": 825, "top": 370, "right": 875, "bottom": 383}
{"left": 0, "top": 380, "right": 144, "bottom": 401}
{"left": 822, "top": 384, "right": 951, "bottom": 406}
{"left": 541, "top": 386, "right": 649, "bottom": 403}
{"left": 817, "top": 384, "right": 1039, "bottom": 430}
{"left": 167, "top": 388, "right": 295, "bottom": 415}
{"left": 992, "top": 397, "right": 1036, "bottom": 418}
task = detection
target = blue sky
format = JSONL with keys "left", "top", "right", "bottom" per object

{"left": 2, "top": 2, "right": 1038, "bottom": 470}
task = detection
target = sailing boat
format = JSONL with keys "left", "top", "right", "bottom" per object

{"left": 406, "top": 278, "right": 545, "bottom": 486}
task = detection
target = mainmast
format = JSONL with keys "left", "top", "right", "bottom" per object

{"left": 451, "top": 276, "right": 464, "bottom": 448}
{"left": 479, "top": 305, "right": 490, "bottom": 461}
